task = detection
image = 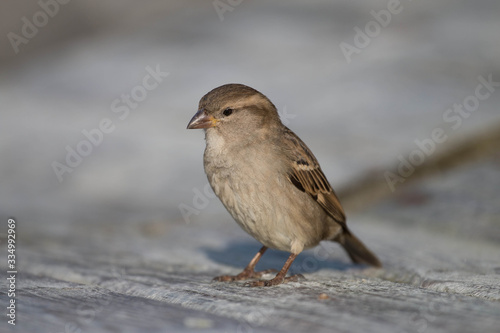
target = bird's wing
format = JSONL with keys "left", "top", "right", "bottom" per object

{"left": 283, "top": 128, "right": 346, "bottom": 226}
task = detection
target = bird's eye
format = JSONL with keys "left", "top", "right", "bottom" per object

{"left": 223, "top": 108, "right": 233, "bottom": 116}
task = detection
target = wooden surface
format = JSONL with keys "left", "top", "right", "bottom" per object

{"left": 2, "top": 153, "right": 500, "bottom": 333}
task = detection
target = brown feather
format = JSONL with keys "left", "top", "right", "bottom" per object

{"left": 283, "top": 127, "right": 346, "bottom": 228}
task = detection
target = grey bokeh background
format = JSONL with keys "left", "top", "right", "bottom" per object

{"left": 1, "top": 1, "right": 500, "bottom": 332}
{"left": 1, "top": 0, "right": 499, "bottom": 235}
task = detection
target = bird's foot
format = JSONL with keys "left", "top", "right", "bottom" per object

{"left": 245, "top": 274, "right": 305, "bottom": 287}
{"left": 213, "top": 269, "right": 278, "bottom": 282}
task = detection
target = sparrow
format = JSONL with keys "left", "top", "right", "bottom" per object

{"left": 187, "top": 83, "right": 381, "bottom": 287}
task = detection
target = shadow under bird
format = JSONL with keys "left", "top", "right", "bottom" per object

{"left": 187, "top": 83, "right": 381, "bottom": 287}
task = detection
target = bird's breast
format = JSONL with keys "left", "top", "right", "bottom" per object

{"left": 203, "top": 135, "right": 329, "bottom": 253}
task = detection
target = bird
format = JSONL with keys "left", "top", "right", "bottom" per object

{"left": 187, "top": 83, "right": 381, "bottom": 287}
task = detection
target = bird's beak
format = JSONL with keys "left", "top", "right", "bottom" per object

{"left": 187, "top": 109, "right": 218, "bottom": 129}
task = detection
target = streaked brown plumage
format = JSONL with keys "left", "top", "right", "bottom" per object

{"left": 187, "top": 83, "right": 381, "bottom": 287}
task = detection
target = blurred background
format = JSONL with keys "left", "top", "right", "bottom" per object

{"left": 1, "top": 1, "right": 500, "bottom": 332}
{"left": 1, "top": 0, "right": 499, "bottom": 245}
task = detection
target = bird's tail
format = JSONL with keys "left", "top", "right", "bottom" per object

{"left": 336, "top": 228, "right": 382, "bottom": 267}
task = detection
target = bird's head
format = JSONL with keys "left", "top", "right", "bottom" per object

{"left": 187, "top": 84, "right": 281, "bottom": 135}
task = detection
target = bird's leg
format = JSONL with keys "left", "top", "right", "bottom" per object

{"left": 247, "top": 253, "right": 304, "bottom": 287}
{"left": 213, "top": 246, "right": 277, "bottom": 282}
